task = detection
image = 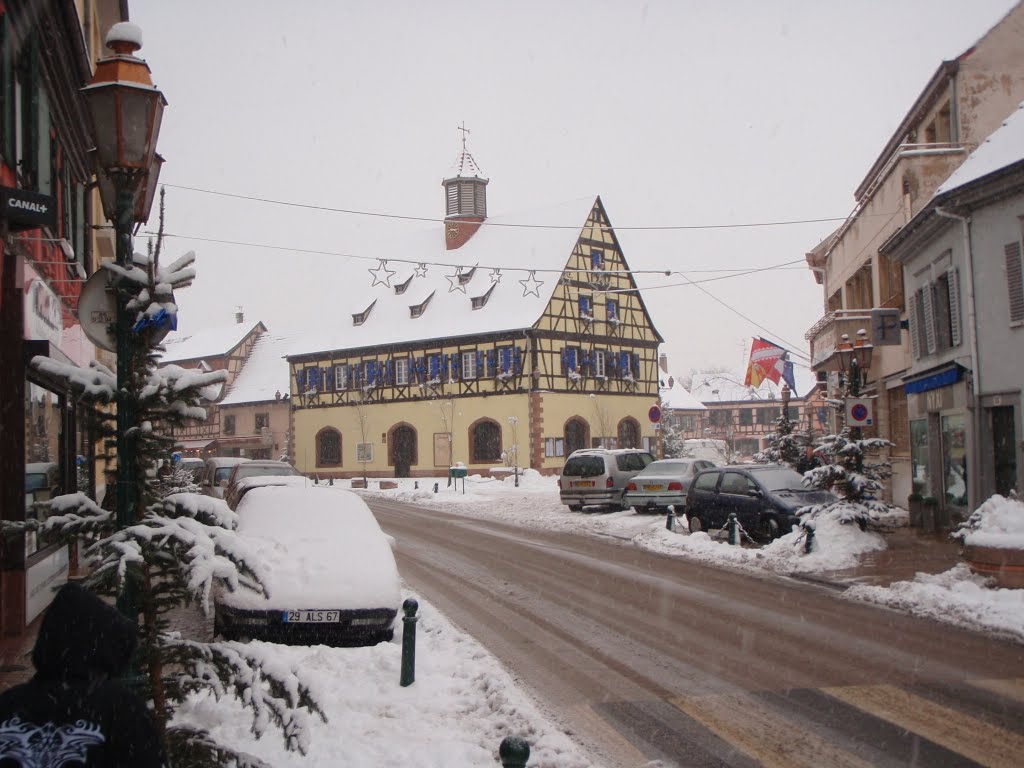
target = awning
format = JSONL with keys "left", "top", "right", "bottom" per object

{"left": 175, "top": 439, "right": 214, "bottom": 450}
{"left": 903, "top": 363, "right": 966, "bottom": 395}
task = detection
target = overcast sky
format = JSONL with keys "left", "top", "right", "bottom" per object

{"left": 130, "top": 0, "right": 1019, "bottom": 378}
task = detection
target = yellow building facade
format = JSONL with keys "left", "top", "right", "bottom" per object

{"left": 288, "top": 153, "right": 663, "bottom": 478}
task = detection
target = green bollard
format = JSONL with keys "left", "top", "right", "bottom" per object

{"left": 666, "top": 508, "right": 676, "bottom": 531}
{"left": 727, "top": 512, "right": 740, "bottom": 546}
{"left": 499, "top": 736, "right": 530, "bottom": 768}
{"left": 399, "top": 598, "right": 418, "bottom": 687}
{"left": 804, "top": 523, "right": 816, "bottom": 554}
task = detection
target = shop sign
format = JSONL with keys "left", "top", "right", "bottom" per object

{"left": 0, "top": 186, "right": 57, "bottom": 231}
{"left": 24, "top": 268, "right": 64, "bottom": 347}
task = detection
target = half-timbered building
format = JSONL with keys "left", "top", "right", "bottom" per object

{"left": 287, "top": 148, "right": 664, "bottom": 478}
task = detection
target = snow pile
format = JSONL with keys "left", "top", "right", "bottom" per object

{"left": 953, "top": 494, "right": 1024, "bottom": 549}
{"left": 173, "top": 599, "right": 592, "bottom": 768}
{"left": 846, "top": 564, "right": 1024, "bottom": 643}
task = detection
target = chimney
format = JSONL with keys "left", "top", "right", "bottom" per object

{"left": 235, "top": 306, "right": 244, "bottom": 324}
{"left": 659, "top": 352, "right": 669, "bottom": 373}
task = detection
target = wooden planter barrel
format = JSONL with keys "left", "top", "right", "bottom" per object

{"left": 962, "top": 543, "right": 1024, "bottom": 588}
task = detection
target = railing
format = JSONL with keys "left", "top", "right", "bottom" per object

{"left": 805, "top": 309, "right": 873, "bottom": 369}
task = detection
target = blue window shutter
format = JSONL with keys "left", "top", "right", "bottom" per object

{"left": 477, "top": 350, "right": 485, "bottom": 374}
{"left": 325, "top": 366, "right": 335, "bottom": 390}
{"left": 560, "top": 348, "right": 568, "bottom": 372}
{"left": 308, "top": 367, "right": 320, "bottom": 390}
{"left": 514, "top": 347, "right": 523, "bottom": 374}
{"left": 592, "top": 251, "right": 603, "bottom": 270}
{"left": 487, "top": 349, "right": 496, "bottom": 376}
{"left": 501, "top": 347, "right": 512, "bottom": 373}
{"left": 384, "top": 359, "right": 393, "bottom": 384}
{"left": 631, "top": 353, "right": 640, "bottom": 379}
{"left": 450, "top": 353, "right": 460, "bottom": 378}
{"left": 440, "top": 355, "right": 449, "bottom": 380}
{"left": 429, "top": 355, "right": 440, "bottom": 379}
{"left": 296, "top": 368, "right": 307, "bottom": 388}
{"left": 580, "top": 350, "right": 590, "bottom": 374}
{"left": 619, "top": 351, "right": 630, "bottom": 376}
{"left": 579, "top": 296, "right": 590, "bottom": 315}
{"left": 567, "top": 348, "right": 577, "bottom": 371}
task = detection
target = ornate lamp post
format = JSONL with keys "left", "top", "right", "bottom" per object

{"left": 836, "top": 329, "right": 874, "bottom": 476}
{"left": 81, "top": 23, "right": 165, "bottom": 616}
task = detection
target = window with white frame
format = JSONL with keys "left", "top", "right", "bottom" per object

{"left": 394, "top": 357, "right": 410, "bottom": 386}
{"left": 909, "top": 256, "right": 962, "bottom": 359}
{"left": 334, "top": 364, "right": 349, "bottom": 390}
{"left": 461, "top": 350, "right": 478, "bottom": 379}
{"left": 593, "top": 349, "right": 607, "bottom": 377}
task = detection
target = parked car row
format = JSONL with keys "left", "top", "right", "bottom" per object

{"left": 558, "top": 448, "right": 837, "bottom": 543}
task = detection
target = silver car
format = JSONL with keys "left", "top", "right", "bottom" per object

{"left": 624, "top": 458, "right": 716, "bottom": 514}
{"left": 558, "top": 449, "right": 655, "bottom": 511}
{"left": 199, "top": 456, "right": 252, "bottom": 499}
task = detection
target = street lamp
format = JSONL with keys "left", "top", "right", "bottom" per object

{"left": 82, "top": 22, "right": 165, "bottom": 616}
{"left": 836, "top": 329, "right": 873, "bottom": 400}
{"left": 507, "top": 416, "right": 519, "bottom": 487}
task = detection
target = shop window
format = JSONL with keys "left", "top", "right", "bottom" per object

{"left": 941, "top": 414, "right": 967, "bottom": 508}
{"left": 910, "top": 419, "right": 929, "bottom": 495}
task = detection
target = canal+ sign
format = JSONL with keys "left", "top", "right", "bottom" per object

{"left": 0, "top": 186, "right": 57, "bottom": 232}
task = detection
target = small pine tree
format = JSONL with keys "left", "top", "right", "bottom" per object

{"left": 753, "top": 411, "right": 811, "bottom": 470}
{"left": 17, "top": 193, "right": 325, "bottom": 765}
{"left": 661, "top": 410, "right": 687, "bottom": 458}
{"left": 799, "top": 428, "right": 893, "bottom": 529}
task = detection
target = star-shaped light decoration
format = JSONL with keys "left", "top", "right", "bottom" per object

{"left": 489, "top": 268, "right": 503, "bottom": 284}
{"left": 519, "top": 270, "right": 544, "bottom": 298}
{"left": 368, "top": 259, "right": 396, "bottom": 288}
{"left": 414, "top": 263, "right": 428, "bottom": 278}
{"left": 446, "top": 267, "right": 467, "bottom": 294}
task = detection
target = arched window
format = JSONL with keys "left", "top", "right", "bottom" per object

{"left": 564, "top": 417, "right": 589, "bottom": 455}
{"left": 316, "top": 428, "right": 342, "bottom": 466}
{"left": 617, "top": 417, "right": 640, "bottom": 449}
{"left": 470, "top": 419, "right": 502, "bottom": 463}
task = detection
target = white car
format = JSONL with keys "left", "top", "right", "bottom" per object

{"left": 214, "top": 485, "right": 401, "bottom": 646}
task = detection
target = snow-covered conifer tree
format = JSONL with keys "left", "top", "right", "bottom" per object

{"left": 753, "top": 409, "right": 811, "bottom": 470}
{"left": 799, "top": 428, "right": 893, "bottom": 529}
{"left": 15, "top": 193, "right": 324, "bottom": 767}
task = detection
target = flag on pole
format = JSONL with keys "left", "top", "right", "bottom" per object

{"left": 744, "top": 338, "right": 786, "bottom": 388}
{"left": 782, "top": 359, "right": 798, "bottom": 395}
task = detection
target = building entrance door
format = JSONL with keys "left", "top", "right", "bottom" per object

{"left": 990, "top": 406, "right": 1018, "bottom": 497}
{"left": 565, "top": 418, "right": 589, "bottom": 455}
{"left": 390, "top": 426, "right": 417, "bottom": 478}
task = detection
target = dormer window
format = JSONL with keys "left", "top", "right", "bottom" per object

{"left": 459, "top": 267, "right": 476, "bottom": 285}
{"left": 471, "top": 283, "right": 496, "bottom": 310}
{"left": 394, "top": 275, "right": 413, "bottom": 295}
{"left": 410, "top": 291, "right": 436, "bottom": 319}
{"left": 591, "top": 249, "right": 605, "bottom": 271}
{"left": 352, "top": 300, "right": 376, "bottom": 326}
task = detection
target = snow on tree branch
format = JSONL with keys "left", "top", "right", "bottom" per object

{"left": 30, "top": 357, "right": 116, "bottom": 402}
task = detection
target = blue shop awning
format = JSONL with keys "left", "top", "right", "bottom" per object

{"left": 903, "top": 364, "right": 966, "bottom": 395}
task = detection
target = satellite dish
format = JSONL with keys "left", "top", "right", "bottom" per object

{"left": 77, "top": 270, "right": 117, "bottom": 352}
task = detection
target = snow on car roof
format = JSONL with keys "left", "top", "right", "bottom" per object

{"left": 220, "top": 486, "right": 400, "bottom": 612}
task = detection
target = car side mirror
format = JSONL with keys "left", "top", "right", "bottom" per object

{"left": 750, "top": 488, "right": 763, "bottom": 498}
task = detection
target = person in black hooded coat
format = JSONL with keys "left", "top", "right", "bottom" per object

{"left": 0, "top": 582, "right": 168, "bottom": 767}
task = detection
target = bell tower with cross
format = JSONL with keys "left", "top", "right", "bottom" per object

{"left": 442, "top": 122, "right": 489, "bottom": 250}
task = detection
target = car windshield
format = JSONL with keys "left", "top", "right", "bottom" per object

{"left": 234, "top": 465, "right": 297, "bottom": 480}
{"left": 754, "top": 467, "right": 810, "bottom": 492}
{"left": 642, "top": 460, "right": 692, "bottom": 475}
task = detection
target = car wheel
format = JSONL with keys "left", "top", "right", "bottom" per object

{"left": 761, "top": 517, "right": 781, "bottom": 542}
{"left": 568, "top": 504, "right": 583, "bottom": 512}
{"left": 688, "top": 514, "right": 703, "bottom": 534}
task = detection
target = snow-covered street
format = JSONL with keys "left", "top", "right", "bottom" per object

{"left": 173, "top": 472, "right": 1024, "bottom": 766}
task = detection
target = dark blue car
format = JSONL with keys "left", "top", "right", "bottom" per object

{"left": 684, "top": 464, "right": 837, "bottom": 541}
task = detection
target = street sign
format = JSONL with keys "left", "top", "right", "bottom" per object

{"left": 648, "top": 405, "right": 662, "bottom": 424}
{"left": 845, "top": 397, "right": 875, "bottom": 427}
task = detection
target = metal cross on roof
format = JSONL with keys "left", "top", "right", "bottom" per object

{"left": 458, "top": 121, "right": 470, "bottom": 150}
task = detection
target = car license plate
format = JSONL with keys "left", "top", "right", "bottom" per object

{"left": 282, "top": 610, "right": 341, "bottom": 623}
{"left": 644, "top": 484, "right": 663, "bottom": 491}
{"left": 574, "top": 481, "right": 595, "bottom": 487}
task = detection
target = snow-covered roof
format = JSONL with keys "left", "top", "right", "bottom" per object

{"left": 160, "top": 321, "right": 263, "bottom": 363}
{"left": 289, "top": 197, "right": 599, "bottom": 357}
{"left": 689, "top": 367, "right": 817, "bottom": 403}
{"left": 659, "top": 374, "right": 706, "bottom": 411}
{"left": 936, "top": 100, "right": 1024, "bottom": 196}
{"left": 220, "top": 332, "right": 294, "bottom": 406}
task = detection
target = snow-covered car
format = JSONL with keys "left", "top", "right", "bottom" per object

{"left": 214, "top": 485, "right": 400, "bottom": 646}
{"left": 224, "top": 474, "right": 311, "bottom": 511}
{"left": 685, "top": 464, "right": 837, "bottom": 541}
{"left": 624, "top": 458, "right": 716, "bottom": 513}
